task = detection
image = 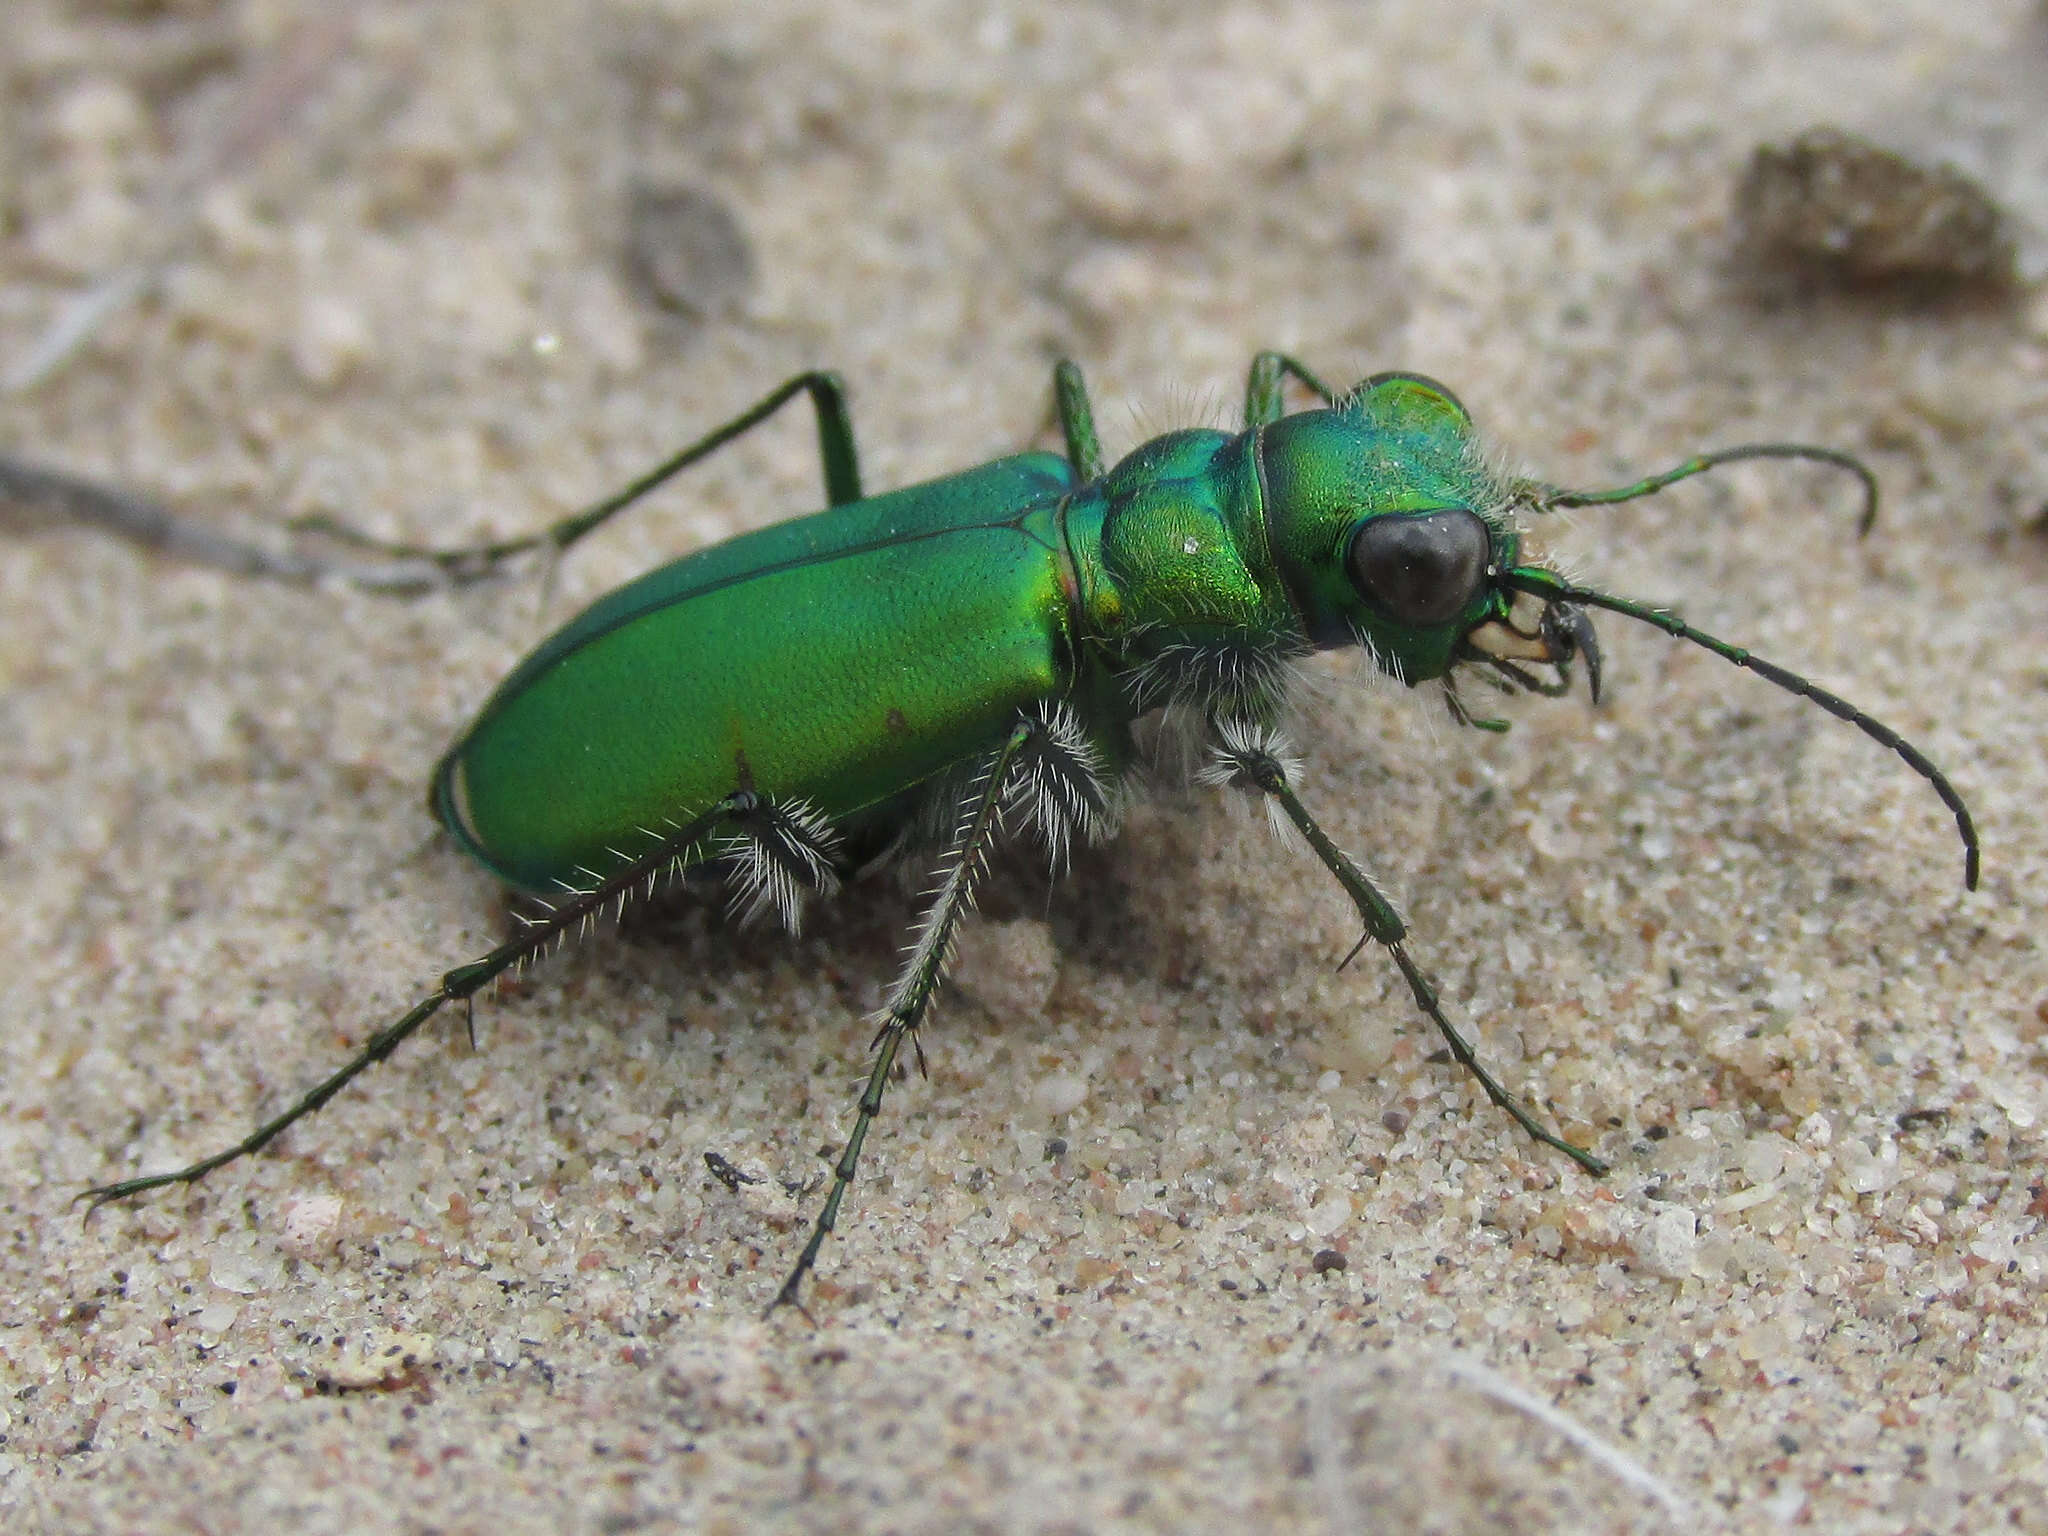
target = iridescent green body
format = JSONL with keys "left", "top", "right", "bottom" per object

{"left": 435, "top": 374, "right": 1518, "bottom": 896}
{"left": 86, "top": 356, "right": 1977, "bottom": 1320}
{"left": 434, "top": 452, "right": 1082, "bottom": 891}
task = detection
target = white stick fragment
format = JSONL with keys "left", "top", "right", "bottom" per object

{"left": 1436, "top": 1351, "right": 1693, "bottom": 1522}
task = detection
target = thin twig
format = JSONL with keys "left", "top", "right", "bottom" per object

{"left": 0, "top": 454, "right": 450, "bottom": 592}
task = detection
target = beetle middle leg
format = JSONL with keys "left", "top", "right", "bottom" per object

{"left": 1200, "top": 718, "right": 1609, "bottom": 1177}
{"left": 769, "top": 712, "right": 1082, "bottom": 1318}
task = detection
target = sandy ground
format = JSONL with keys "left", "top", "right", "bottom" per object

{"left": 4, "top": 2, "right": 2047, "bottom": 1531}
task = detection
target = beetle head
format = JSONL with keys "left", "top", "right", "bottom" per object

{"left": 1258, "top": 371, "right": 1595, "bottom": 702}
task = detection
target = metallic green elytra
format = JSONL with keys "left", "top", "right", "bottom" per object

{"left": 84, "top": 356, "right": 1981, "bottom": 1318}
{"left": 433, "top": 448, "right": 1084, "bottom": 896}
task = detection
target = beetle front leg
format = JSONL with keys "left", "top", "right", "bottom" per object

{"left": 769, "top": 716, "right": 1042, "bottom": 1319}
{"left": 1201, "top": 720, "right": 1608, "bottom": 1177}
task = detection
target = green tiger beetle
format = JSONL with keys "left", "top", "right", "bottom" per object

{"left": 83, "top": 354, "right": 1980, "bottom": 1317}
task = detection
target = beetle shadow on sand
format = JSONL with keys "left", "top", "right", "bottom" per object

{"left": 517, "top": 823, "right": 1199, "bottom": 1047}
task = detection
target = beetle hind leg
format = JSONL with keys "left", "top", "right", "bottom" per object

{"left": 288, "top": 372, "right": 864, "bottom": 585}
{"left": 720, "top": 796, "right": 843, "bottom": 934}
{"left": 79, "top": 794, "right": 766, "bottom": 1213}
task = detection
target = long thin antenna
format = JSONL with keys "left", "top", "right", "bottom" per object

{"left": 1521, "top": 443, "right": 1879, "bottom": 536}
{"left": 1501, "top": 567, "right": 1978, "bottom": 891}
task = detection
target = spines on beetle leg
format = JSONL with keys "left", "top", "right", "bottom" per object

{"left": 80, "top": 794, "right": 764, "bottom": 1212}
{"left": 511, "top": 795, "right": 842, "bottom": 961}
{"left": 1197, "top": 717, "right": 1307, "bottom": 846}
{"left": 720, "top": 798, "right": 843, "bottom": 933}
{"left": 770, "top": 719, "right": 1041, "bottom": 1317}
{"left": 1003, "top": 701, "right": 1125, "bottom": 873}
{"left": 886, "top": 754, "right": 1006, "bottom": 1025}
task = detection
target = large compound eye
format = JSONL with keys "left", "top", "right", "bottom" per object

{"left": 1344, "top": 509, "right": 1491, "bottom": 627}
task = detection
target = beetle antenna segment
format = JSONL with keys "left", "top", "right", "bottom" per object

{"left": 1501, "top": 569, "right": 1979, "bottom": 890}
{"left": 1203, "top": 719, "right": 1608, "bottom": 1176}
{"left": 1516, "top": 441, "right": 1879, "bottom": 538}
{"left": 78, "top": 795, "right": 761, "bottom": 1214}
{"left": 770, "top": 716, "right": 1043, "bottom": 1320}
